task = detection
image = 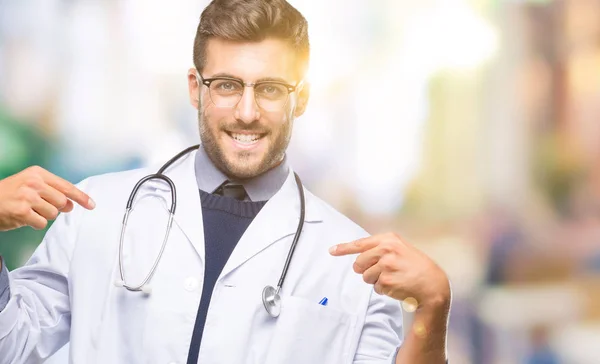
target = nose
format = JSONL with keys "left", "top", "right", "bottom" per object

{"left": 234, "top": 86, "right": 260, "bottom": 124}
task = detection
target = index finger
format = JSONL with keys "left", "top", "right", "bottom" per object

{"left": 39, "top": 169, "right": 96, "bottom": 210}
{"left": 329, "top": 236, "right": 380, "bottom": 256}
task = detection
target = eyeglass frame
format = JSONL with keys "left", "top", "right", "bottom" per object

{"left": 195, "top": 72, "right": 302, "bottom": 111}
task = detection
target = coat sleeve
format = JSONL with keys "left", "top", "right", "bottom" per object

{"left": 0, "top": 260, "right": 9, "bottom": 312}
{"left": 0, "top": 180, "right": 89, "bottom": 364}
{"left": 353, "top": 289, "right": 404, "bottom": 364}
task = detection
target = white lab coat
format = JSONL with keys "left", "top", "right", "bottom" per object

{"left": 0, "top": 150, "right": 403, "bottom": 364}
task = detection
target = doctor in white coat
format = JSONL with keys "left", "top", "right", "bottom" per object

{"left": 0, "top": 1, "right": 451, "bottom": 363}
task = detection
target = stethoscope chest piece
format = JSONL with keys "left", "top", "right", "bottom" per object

{"left": 262, "top": 285, "right": 282, "bottom": 318}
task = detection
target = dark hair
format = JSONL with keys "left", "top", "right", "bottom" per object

{"left": 193, "top": 0, "right": 310, "bottom": 77}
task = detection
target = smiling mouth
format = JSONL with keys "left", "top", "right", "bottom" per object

{"left": 227, "top": 131, "right": 265, "bottom": 145}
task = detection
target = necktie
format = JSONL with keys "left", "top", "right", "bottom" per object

{"left": 214, "top": 181, "right": 248, "bottom": 201}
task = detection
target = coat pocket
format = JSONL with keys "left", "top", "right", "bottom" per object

{"left": 265, "top": 295, "right": 358, "bottom": 364}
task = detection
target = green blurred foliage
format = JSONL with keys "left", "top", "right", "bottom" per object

{"left": 0, "top": 107, "right": 53, "bottom": 270}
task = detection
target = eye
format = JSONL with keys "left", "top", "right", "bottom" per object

{"left": 212, "top": 80, "right": 242, "bottom": 94}
{"left": 218, "top": 82, "right": 233, "bottom": 90}
{"left": 256, "top": 83, "right": 287, "bottom": 99}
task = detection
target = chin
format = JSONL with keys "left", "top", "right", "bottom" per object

{"left": 224, "top": 159, "right": 266, "bottom": 179}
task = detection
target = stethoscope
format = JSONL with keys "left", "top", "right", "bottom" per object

{"left": 114, "top": 144, "right": 305, "bottom": 318}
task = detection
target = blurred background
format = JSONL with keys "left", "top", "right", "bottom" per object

{"left": 0, "top": 0, "right": 599, "bottom": 362}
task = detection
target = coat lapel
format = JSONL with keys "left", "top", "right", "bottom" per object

{"left": 218, "top": 170, "right": 323, "bottom": 281}
{"left": 146, "top": 149, "right": 206, "bottom": 263}
{"left": 144, "top": 149, "right": 323, "bottom": 278}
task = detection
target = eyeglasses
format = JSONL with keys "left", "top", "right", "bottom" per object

{"left": 196, "top": 73, "right": 299, "bottom": 112}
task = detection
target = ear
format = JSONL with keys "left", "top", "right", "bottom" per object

{"left": 187, "top": 68, "right": 201, "bottom": 110}
{"left": 293, "top": 81, "right": 310, "bottom": 118}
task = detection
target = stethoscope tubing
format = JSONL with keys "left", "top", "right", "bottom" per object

{"left": 116, "top": 144, "right": 306, "bottom": 315}
{"left": 276, "top": 172, "right": 305, "bottom": 290}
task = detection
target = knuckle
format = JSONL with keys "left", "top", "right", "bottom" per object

{"left": 23, "top": 175, "right": 42, "bottom": 189}
{"left": 380, "top": 242, "right": 394, "bottom": 254}
{"left": 380, "top": 256, "right": 397, "bottom": 270}
{"left": 17, "top": 187, "right": 36, "bottom": 203}
{"left": 352, "top": 261, "right": 363, "bottom": 274}
{"left": 25, "top": 165, "right": 43, "bottom": 176}
{"left": 63, "top": 184, "right": 76, "bottom": 195}
{"left": 14, "top": 186, "right": 27, "bottom": 200}
{"left": 378, "top": 274, "right": 394, "bottom": 288}
{"left": 56, "top": 195, "right": 69, "bottom": 209}
{"left": 379, "top": 260, "right": 392, "bottom": 271}
{"left": 48, "top": 206, "right": 59, "bottom": 220}
{"left": 14, "top": 203, "right": 30, "bottom": 219}
{"left": 33, "top": 219, "right": 48, "bottom": 230}
{"left": 25, "top": 188, "right": 40, "bottom": 203}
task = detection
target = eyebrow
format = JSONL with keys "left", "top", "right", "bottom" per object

{"left": 208, "top": 72, "right": 293, "bottom": 84}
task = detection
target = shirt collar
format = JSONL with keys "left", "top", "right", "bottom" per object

{"left": 194, "top": 145, "right": 289, "bottom": 202}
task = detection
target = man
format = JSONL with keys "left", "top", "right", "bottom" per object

{"left": 0, "top": 0, "right": 451, "bottom": 363}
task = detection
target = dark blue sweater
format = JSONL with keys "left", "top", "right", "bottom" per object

{"left": 186, "top": 190, "right": 266, "bottom": 364}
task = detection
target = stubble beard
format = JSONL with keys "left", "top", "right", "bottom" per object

{"left": 198, "top": 108, "right": 292, "bottom": 180}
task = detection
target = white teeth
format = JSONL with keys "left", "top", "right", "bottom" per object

{"left": 231, "top": 133, "right": 260, "bottom": 143}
